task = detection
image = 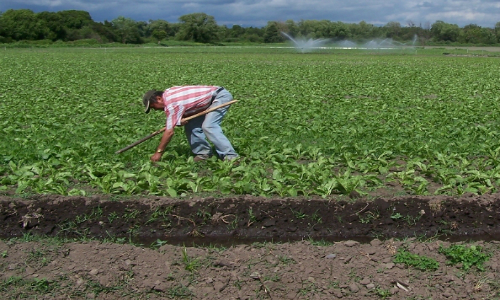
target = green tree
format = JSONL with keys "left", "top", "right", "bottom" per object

{"left": 459, "top": 24, "right": 496, "bottom": 44}
{"left": 431, "top": 20, "right": 460, "bottom": 42}
{"left": 331, "top": 21, "right": 351, "bottom": 39}
{"left": 217, "top": 25, "right": 229, "bottom": 42}
{"left": 298, "top": 19, "right": 317, "bottom": 38}
{"left": 57, "top": 10, "right": 93, "bottom": 29}
{"left": 418, "top": 22, "right": 432, "bottom": 45}
{"left": 263, "top": 21, "right": 285, "bottom": 43}
{"left": 226, "top": 25, "right": 262, "bottom": 42}
{"left": 460, "top": 24, "right": 482, "bottom": 43}
{"left": 135, "top": 21, "right": 148, "bottom": 39}
{"left": 349, "top": 21, "right": 377, "bottom": 40}
{"left": 399, "top": 20, "right": 420, "bottom": 41}
{"left": 36, "top": 11, "right": 66, "bottom": 41}
{"left": 0, "top": 9, "right": 42, "bottom": 40}
{"left": 495, "top": 22, "right": 500, "bottom": 42}
{"left": 152, "top": 29, "right": 167, "bottom": 41}
{"left": 177, "top": 13, "right": 219, "bottom": 43}
{"left": 229, "top": 25, "right": 246, "bottom": 38}
{"left": 91, "top": 21, "right": 117, "bottom": 43}
{"left": 384, "top": 21, "right": 402, "bottom": 39}
{"left": 111, "top": 16, "right": 143, "bottom": 44}
{"left": 54, "top": 10, "right": 95, "bottom": 41}
{"left": 284, "top": 20, "right": 299, "bottom": 36}
{"left": 147, "top": 19, "right": 176, "bottom": 40}
{"left": 479, "top": 28, "right": 496, "bottom": 44}
{"left": 314, "top": 20, "right": 332, "bottom": 38}
{"left": 243, "top": 26, "right": 264, "bottom": 43}
{"left": 244, "top": 33, "right": 263, "bottom": 43}
{"left": 0, "top": 11, "right": 4, "bottom": 41}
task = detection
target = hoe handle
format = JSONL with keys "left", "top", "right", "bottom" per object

{"left": 115, "top": 128, "right": 165, "bottom": 154}
{"left": 115, "top": 100, "right": 238, "bottom": 154}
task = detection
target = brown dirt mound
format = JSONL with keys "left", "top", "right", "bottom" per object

{"left": 1, "top": 194, "right": 500, "bottom": 299}
{"left": 1, "top": 194, "right": 500, "bottom": 243}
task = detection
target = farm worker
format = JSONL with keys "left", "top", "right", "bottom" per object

{"left": 142, "top": 86, "right": 239, "bottom": 163}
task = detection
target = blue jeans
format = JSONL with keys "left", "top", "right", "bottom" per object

{"left": 184, "top": 89, "right": 238, "bottom": 159}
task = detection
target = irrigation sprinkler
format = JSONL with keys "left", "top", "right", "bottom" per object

{"left": 115, "top": 100, "right": 238, "bottom": 154}
{"left": 281, "top": 32, "right": 329, "bottom": 53}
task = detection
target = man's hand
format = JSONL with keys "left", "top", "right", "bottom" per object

{"left": 152, "top": 128, "right": 174, "bottom": 162}
{"left": 151, "top": 152, "right": 162, "bottom": 162}
{"left": 180, "top": 119, "right": 189, "bottom": 126}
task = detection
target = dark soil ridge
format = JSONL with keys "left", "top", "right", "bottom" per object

{"left": 1, "top": 194, "right": 500, "bottom": 245}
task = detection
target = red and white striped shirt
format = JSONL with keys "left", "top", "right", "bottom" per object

{"left": 162, "top": 86, "right": 219, "bottom": 129}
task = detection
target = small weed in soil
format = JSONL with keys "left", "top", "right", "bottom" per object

{"left": 167, "top": 284, "right": 194, "bottom": 298}
{"left": 393, "top": 249, "right": 439, "bottom": 271}
{"left": 1, "top": 276, "right": 57, "bottom": 295}
{"left": 181, "top": 248, "right": 200, "bottom": 273}
{"left": 374, "top": 287, "right": 392, "bottom": 298}
{"left": 439, "top": 244, "right": 491, "bottom": 271}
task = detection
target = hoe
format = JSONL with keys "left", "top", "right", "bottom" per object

{"left": 115, "top": 100, "right": 237, "bottom": 154}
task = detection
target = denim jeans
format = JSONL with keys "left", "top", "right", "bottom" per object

{"left": 184, "top": 89, "right": 238, "bottom": 159}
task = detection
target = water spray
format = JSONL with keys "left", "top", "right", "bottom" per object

{"left": 281, "top": 32, "right": 329, "bottom": 53}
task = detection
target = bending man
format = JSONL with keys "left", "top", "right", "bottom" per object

{"left": 142, "top": 86, "right": 239, "bottom": 162}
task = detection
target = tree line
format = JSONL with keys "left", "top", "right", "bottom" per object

{"left": 1, "top": 9, "right": 499, "bottom": 45}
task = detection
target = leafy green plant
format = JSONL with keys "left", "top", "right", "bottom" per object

{"left": 122, "top": 208, "right": 140, "bottom": 221}
{"left": 358, "top": 210, "right": 380, "bottom": 224}
{"left": 2, "top": 49, "right": 500, "bottom": 199}
{"left": 181, "top": 248, "right": 200, "bottom": 273}
{"left": 196, "top": 209, "right": 212, "bottom": 225}
{"left": 310, "top": 210, "right": 322, "bottom": 224}
{"left": 86, "top": 279, "right": 120, "bottom": 296}
{"left": 298, "top": 281, "right": 319, "bottom": 296}
{"left": 278, "top": 255, "right": 296, "bottom": 266}
{"left": 107, "top": 212, "right": 119, "bottom": 223}
{"left": 307, "top": 238, "right": 334, "bottom": 246}
{"left": 375, "top": 287, "right": 392, "bottom": 298}
{"left": 147, "top": 206, "right": 173, "bottom": 224}
{"left": 150, "top": 239, "right": 168, "bottom": 249}
{"left": 393, "top": 249, "right": 439, "bottom": 271}
{"left": 439, "top": 244, "right": 491, "bottom": 271}
{"left": 335, "top": 170, "right": 365, "bottom": 195}
{"left": 291, "top": 208, "right": 307, "bottom": 219}
{"left": 390, "top": 212, "right": 403, "bottom": 220}
{"left": 403, "top": 214, "right": 422, "bottom": 226}
{"left": 30, "top": 278, "right": 54, "bottom": 293}
{"left": 228, "top": 216, "right": 239, "bottom": 230}
{"left": 0, "top": 276, "right": 57, "bottom": 294}
{"left": 247, "top": 207, "right": 257, "bottom": 226}
{"left": 27, "top": 249, "right": 50, "bottom": 268}
{"left": 167, "top": 284, "right": 194, "bottom": 298}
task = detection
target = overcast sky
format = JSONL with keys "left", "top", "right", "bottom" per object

{"left": 1, "top": 0, "right": 499, "bottom": 28}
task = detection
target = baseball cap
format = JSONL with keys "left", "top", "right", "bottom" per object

{"left": 142, "top": 90, "right": 157, "bottom": 114}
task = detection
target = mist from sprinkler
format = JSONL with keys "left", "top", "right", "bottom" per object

{"left": 338, "top": 34, "right": 419, "bottom": 50}
{"left": 281, "top": 32, "right": 419, "bottom": 52}
{"left": 281, "top": 32, "right": 329, "bottom": 53}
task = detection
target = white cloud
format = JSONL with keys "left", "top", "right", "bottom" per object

{"left": 1, "top": 0, "right": 498, "bottom": 27}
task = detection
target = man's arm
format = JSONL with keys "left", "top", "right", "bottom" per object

{"left": 150, "top": 128, "right": 174, "bottom": 162}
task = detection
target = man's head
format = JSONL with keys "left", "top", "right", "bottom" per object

{"left": 142, "top": 90, "right": 163, "bottom": 113}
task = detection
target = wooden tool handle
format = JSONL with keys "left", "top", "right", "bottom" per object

{"left": 115, "top": 100, "right": 238, "bottom": 154}
{"left": 181, "top": 100, "right": 238, "bottom": 122}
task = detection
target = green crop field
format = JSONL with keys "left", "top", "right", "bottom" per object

{"left": 1, "top": 47, "right": 500, "bottom": 198}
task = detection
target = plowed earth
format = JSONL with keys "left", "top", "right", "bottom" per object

{"left": 1, "top": 194, "right": 500, "bottom": 299}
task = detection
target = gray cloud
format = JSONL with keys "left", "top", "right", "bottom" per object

{"left": 1, "top": 0, "right": 498, "bottom": 27}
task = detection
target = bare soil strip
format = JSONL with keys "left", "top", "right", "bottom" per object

{"left": 1, "top": 194, "right": 500, "bottom": 243}
{"left": 1, "top": 194, "right": 500, "bottom": 299}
